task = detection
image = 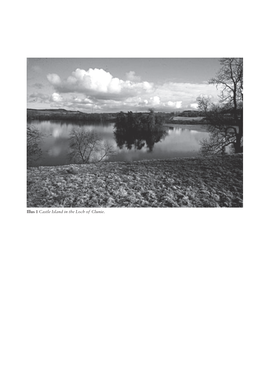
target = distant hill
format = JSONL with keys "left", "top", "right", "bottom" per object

{"left": 27, "top": 109, "right": 116, "bottom": 122}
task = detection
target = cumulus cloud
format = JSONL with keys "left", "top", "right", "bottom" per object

{"left": 47, "top": 73, "right": 61, "bottom": 85}
{"left": 126, "top": 71, "right": 141, "bottom": 82}
{"left": 40, "top": 67, "right": 221, "bottom": 112}
{"left": 52, "top": 93, "right": 63, "bottom": 102}
{"left": 47, "top": 68, "right": 154, "bottom": 100}
{"left": 167, "top": 101, "right": 182, "bottom": 108}
{"left": 150, "top": 96, "right": 160, "bottom": 105}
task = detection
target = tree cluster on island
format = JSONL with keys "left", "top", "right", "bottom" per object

{"left": 114, "top": 110, "right": 168, "bottom": 152}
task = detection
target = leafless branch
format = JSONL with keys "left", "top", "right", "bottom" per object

{"left": 68, "top": 128, "right": 117, "bottom": 164}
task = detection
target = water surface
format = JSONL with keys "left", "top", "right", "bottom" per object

{"left": 28, "top": 120, "right": 210, "bottom": 166}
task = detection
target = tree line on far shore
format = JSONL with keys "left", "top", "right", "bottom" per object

{"left": 27, "top": 109, "right": 116, "bottom": 123}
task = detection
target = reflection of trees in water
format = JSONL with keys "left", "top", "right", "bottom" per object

{"left": 114, "top": 110, "right": 168, "bottom": 152}
{"left": 48, "top": 119, "right": 112, "bottom": 127}
{"left": 68, "top": 128, "right": 116, "bottom": 164}
{"left": 27, "top": 124, "right": 43, "bottom": 167}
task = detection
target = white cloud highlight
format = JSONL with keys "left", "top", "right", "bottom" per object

{"left": 47, "top": 68, "right": 154, "bottom": 100}
{"left": 52, "top": 93, "right": 63, "bottom": 102}
{"left": 167, "top": 101, "right": 182, "bottom": 108}
{"left": 150, "top": 96, "right": 160, "bottom": 105}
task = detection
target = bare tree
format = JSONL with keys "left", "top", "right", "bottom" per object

{"left": 68, "top": 128, "right": 116, "bottom": 164}
{"left": 197, "top": 58, "right": 243, "bottom": 155}
{"left": 210, "top": 58, "right": 243, "bottom": 117}
{"left": 27, "top": 124, "right": 43, "bottom": 166}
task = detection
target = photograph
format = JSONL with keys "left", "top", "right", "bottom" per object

{"left": 27, "top": 57, "right": 243, "bottom": 208}
{"left": 4, "top": 1, "right": 264, "bottom": 372}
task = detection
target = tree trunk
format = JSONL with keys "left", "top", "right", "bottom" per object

{"left": 234, "top": 132, "right": 243, "bottom": 153}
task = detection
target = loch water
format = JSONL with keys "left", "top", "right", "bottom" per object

{"left": 28, "top": 120, "right": 210, "bottom": 166}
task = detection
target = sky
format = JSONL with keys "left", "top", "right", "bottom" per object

{"left": 27, "top": 58, "right": 222, "bottom": 113}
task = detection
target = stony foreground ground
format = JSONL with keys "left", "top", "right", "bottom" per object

{"left": 27, "top": 154, "right": 243, "bottom": 208}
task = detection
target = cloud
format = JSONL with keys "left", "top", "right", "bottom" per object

{"left": 126, "top": 71, "right": 141, "bottom": 82}
{"left": 151, "top": 82, "right": 219, "bottom": 109}
{"left": 40, "top": 67, "right": 221, "bottom": 112}
{"left": 167, "top": 101, "right": 182, "bottom": 108}
{"left": 58, "top": 93, "right": 190, "bottom": 112}
{"left": 32, "top": 65, "right": 42, "bottom": 72}
{"left": 28, "top": 92, "right": 50, "bottom": 103}
{"left": 28, "top": 92, "right": 64, "bottom": 106}
{"left": 32, "top": 83, "right": 44, "bottom": 89}
{"left": 52, "top": 93, "right": 63, "bottom": 102}
{"left": 47, "top": 73, "right": 61, "bottom": 85}
{"left": 149, "top": 96, "right": 160, "bottom": 105}
{"left": 47, "top": 68, "right": 154, "bottom": 100}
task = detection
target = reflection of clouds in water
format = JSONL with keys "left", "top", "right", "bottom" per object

{"left": 153, "top": 127, "right": 209, "bottom": 153}
{"left": 48, "top": 146, "right": 62, "bottom": 157}
{"left": 51, "top": 125, "right": 74, "bottom": 138}
{"left": 31, "top": 120, "right": 211, "bottom": 165}
{"left": 36, "top": 121, "right": 74, "bottom": 138}
{"left": 52, "top": 128, "right": 62, "bottom": 138}
{"left": 174, "top": 128, "right": 182, "bottom": 135}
